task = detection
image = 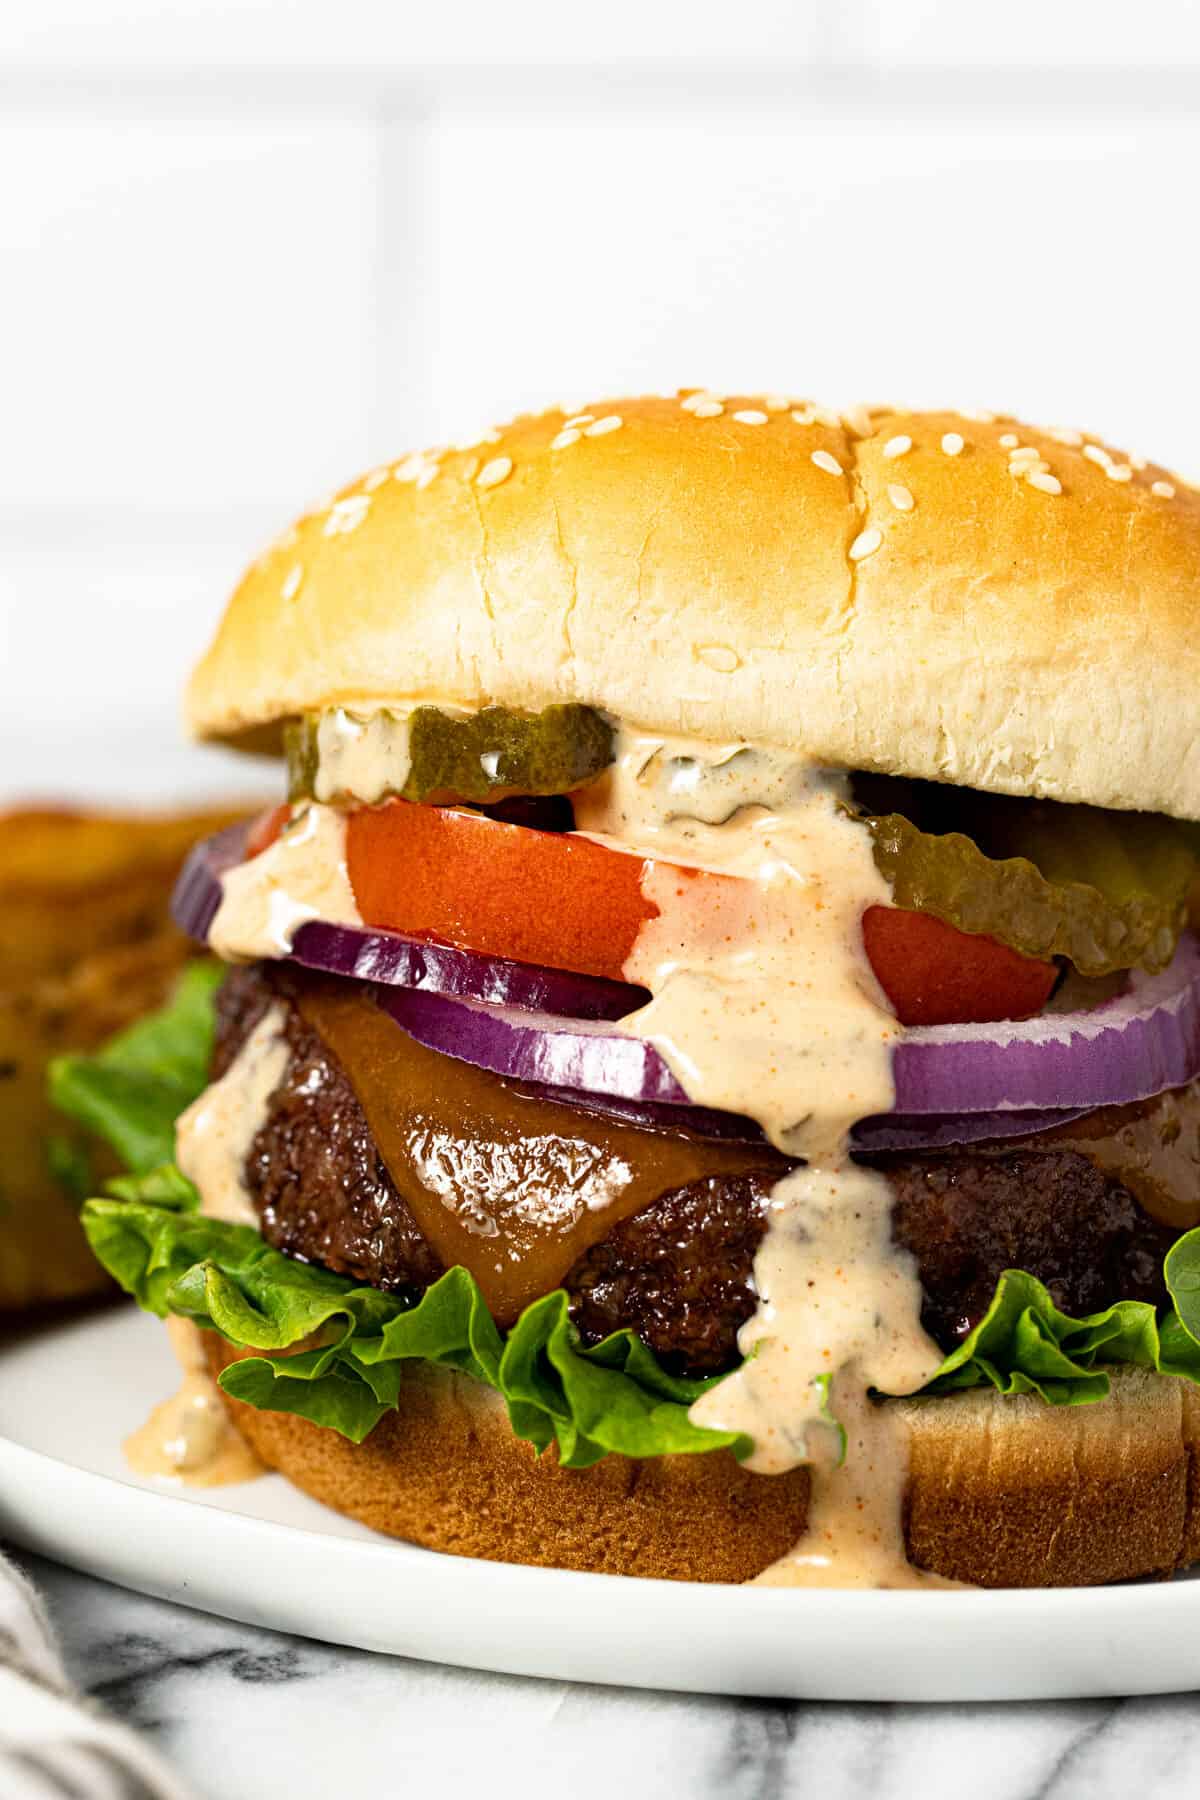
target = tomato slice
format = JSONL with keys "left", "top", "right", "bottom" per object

{"left": 346, "top": 800, "right": 659, "bottom": 983}
{"left": 245, "top": 802, "right": 292, "bottom": 858}
{"left": 861, "top": 904, "right": 1056, "bottom": 1026}
{"left": 339, "top": 799, "right": 1057, "bottom": 1027}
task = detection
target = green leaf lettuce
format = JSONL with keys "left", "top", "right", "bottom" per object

{"left": 81, "top": 1178, "right": 746, "bottom": 1467}
{"left": 49, "top": 961, "right": 223, "bottom": 1176}
{"left": 922, "top": 1248, "right": 1200, "bottom": 1403}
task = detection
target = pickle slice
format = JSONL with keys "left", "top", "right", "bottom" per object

{"left": 286, "top": 704, "right": 613, "bottom": 807}
{"left": 850, "top": 776, "right": 1200, "bottom": 976}
{"left": 284, "top": 717, "right": 318, "bottom": 802}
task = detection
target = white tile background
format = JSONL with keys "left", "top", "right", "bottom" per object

{"left": 2, "top": 1, "right": 1198, "bottom": 800}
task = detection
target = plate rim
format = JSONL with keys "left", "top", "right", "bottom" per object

{"left": 5, "top": 1306, "right": 1200, "bottom": 1702}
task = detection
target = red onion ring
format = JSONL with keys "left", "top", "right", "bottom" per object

{"left": 290, "top": 922, "right": 643, "bottom": 1022}
{"left": 850, "top": 1108, "right": 1090, "bottom": 1154}
{"left": 378, "top": 988, "right": 690, "bottom": 1104}
{"left": 375, "top": 935, "right": 1200, "bottom": 1121}
{"left": 171, "top": 824, "right": 645, "bottom": 1024}
{"left": 524, "top": 1083, "right": 1091, "bottom": 1154}
{"left": 170, "top": 820, "right": 246, "bottom": 942}
{"left": 894, "top": 935, "right": 1200, "bottom": 1112}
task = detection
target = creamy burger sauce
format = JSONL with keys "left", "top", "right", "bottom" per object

{"left": 124, "top": 1011, "right": 290, "bottom": 1485}
{"left": 574, "top": 733, "right": 952, "bottom": 1587}
{"left": 125, "top": 1317, "right": 264, "bottom": 1485}
{"left": 208, "top": 801, "right": 361, "bottom": 960}
{"left": 315, "top": 707, "right": 415, "bottom": 804}
{"left": 176, "top": 1005, "right": 290, "bottom": 1226}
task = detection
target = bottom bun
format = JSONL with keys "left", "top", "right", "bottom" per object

{"left": 206, "top": 1336, "right": 1200, "bottom": 1586}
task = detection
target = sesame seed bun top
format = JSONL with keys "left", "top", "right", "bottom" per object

{"left": 187, "top": 394, "right": 1200, "bottom": 821}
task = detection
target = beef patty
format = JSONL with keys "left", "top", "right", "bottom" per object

{"left": 214, "top": 965, "right": 1184, "bottom": 1378}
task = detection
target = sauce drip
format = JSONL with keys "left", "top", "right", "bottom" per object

{"left": 124, "top": 1319, "right": 263, "bottom": 1487}
{"left": 209, "top": 802, "right": 361, "bottom": 960}
{"left": 692, "top": 1165, "right": 953, "bottom": 1587}
{"left": 127, "top": 1018, "right": 290, "bottom": 1487}
{"left": 315, "top": 708, "right": 414, "bottom": 804}
{"left": 176, "top": 1004, "right": 291, "bottom": 1226}
{"left": 575, "top": 740, "right": 898, "bottom": 1156}
{"left": 576, "top": 732, "right": 951, "bottom": 1588}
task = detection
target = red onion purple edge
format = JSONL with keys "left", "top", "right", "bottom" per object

{"left": 171, "top": 821, "right": 645, "bottom": 1023}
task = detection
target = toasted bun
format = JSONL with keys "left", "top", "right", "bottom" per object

{"left": 207, "top": 1337, "right": 1200, "bottom": 1587}
{"left": 188, "top": 396, "right": 1200, "bottom": 820}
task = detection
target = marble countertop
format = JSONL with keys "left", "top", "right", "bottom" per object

{"left": 12, "top": 1551, "right": 1200, "bottom": 1800}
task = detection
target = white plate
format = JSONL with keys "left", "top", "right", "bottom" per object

{"left": 2, "top": 1307, "right": 1198, "bottom": 1702}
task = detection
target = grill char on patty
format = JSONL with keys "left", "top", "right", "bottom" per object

{"left": 213, "top": 965, "right": 1181, "bottom": 1378}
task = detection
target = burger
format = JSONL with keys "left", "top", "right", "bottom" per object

{"left": 77, "top": 394, "right": 1200, "bottom": 1588}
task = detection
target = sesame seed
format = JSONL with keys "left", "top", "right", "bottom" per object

{"left": 697, "top": 644, "right": 740, "bottom": 672}
{"left": 849, "top": 527, "right": 883, "bottom": 561}
{"left": 476, "top": 456, "right": 513, "bottom": 488}
{"left": 363, "top": 466, "right": 391, "bottom": 491}
{"left": 1152, "top": 479, "right": 1176, "bottom": 498}
{"left": 841, "top": 405, "right": 873, "bottom": 437}
{"left": 811, "top": 449, "right": 843, "bottom": 476}
{"left": 732, "top": 410, "right": 768, "bottom": 425}
{"left": 941, "top": 433, "right": 965, "bottom": 456}
{"left": 393, "top": 453, "right": 436, "bottom": 483}
{"left": 563, "top": 414, "right": 593, "bottom": 429}
{"left": 691, "top": 400, "right": 724, "bottom": 418}
{"left": 962, "top": 408, "right": 996, "bottom": 423}
{"left": 1007, "top": 446, "right": 1043, "bottom": 463}
{"left": 680, "top": 393, "right": 720, "bottom": 413}
{"left": 883, "top": 435, "right": 912, "bottom": 459}
{"left": 1105, "top": 463, "right": 1133, "bottom": 483}
{"left": 812, "top": 405, "right": 842, "bottom": 428}
{"left": 1130, "top": 454, "right": 1148, "bottom": 471}
{"left": 887, "top": 483, "right": 914, "bottom": 512}
{"left": 1082, "top": 443, "right": 1112, "bottom": 468}
{"left": 790, "top": 408, "right": 815, "bottom": 425}
{"left": 550, "top": 429, "right": 581, "bottom": 450}
{"left": 1026, "top": 470, "right": 1062, "bottom": 495}
{"left": 999, "top": 433, "right": 1020, "bottom": 449}
{"left": 586, "top": 415, "right": 623, "bottom": 436}
{"left": 324, "top": 495, "right": 371, "bottom": 536}
{"left": 416, "top": 466, "right": 439, "bottom": 491}
{"left": 281, "top": 564, "right": 303, "bottom": 601}
{"left": 1047, "top": 427, "right": 1083, "bottom": 447}
{"left": 763, "top": 393, "right": 791, "bottom": 413}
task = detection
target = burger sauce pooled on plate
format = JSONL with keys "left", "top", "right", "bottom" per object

{"left": 575, "top": 732, "right": 955, "bottom": 1588}
{"left": 124, "top": 1318, "right": 263, "bottom": 1486}
{"left": 125, "top": 1008, "right": 292, "bottom": 1485}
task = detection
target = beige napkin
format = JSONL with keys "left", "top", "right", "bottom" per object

{"left": 0, "top": 1549, "right": 193, "bottom": 1800}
